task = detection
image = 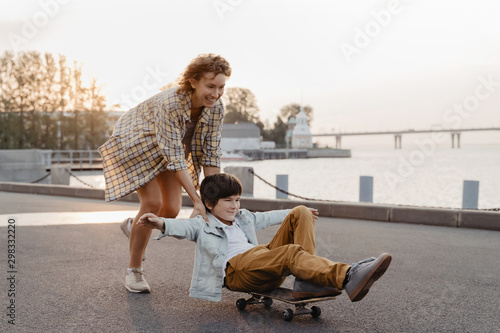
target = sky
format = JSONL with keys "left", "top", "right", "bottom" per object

{"left": 1, "top": 0, "right": 500, "bottom": 146}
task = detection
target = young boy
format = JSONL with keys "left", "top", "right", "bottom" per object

{"left": 134, "top": 173, "right": 392, "bottom": 302}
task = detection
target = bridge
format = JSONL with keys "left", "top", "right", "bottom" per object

{"left": 312, "top": 127, "right": 500, "bottom": 149}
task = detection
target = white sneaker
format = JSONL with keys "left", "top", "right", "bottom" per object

{"left": 125, "top": 268, "right": 151, "bottom": 293}
{"left": 120, "top": 218, "right": 146, "bottom": 261}
{"left": 120, "top": 218, "right": 132, "bottom": 238}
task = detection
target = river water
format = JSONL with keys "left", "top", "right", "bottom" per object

{"left": 72, "top": 145, "right": 500, "bottom": 210}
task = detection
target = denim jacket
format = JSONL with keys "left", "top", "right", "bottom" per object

{"left": 155, "top": 209, "right": 290, "bottom": 302}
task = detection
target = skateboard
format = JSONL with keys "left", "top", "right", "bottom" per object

{"left": 235, "top": 287, "right": 339, "bottom": 321}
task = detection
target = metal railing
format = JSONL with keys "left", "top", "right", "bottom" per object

{"left": 41, "top": 150, "right": 102, "bottom": 170}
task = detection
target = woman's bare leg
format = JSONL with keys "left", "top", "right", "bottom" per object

{"left": 128, "top": 171, "right": 183, "bottom": 268}
{"left": 128, "top": 178, "right": 162, "bottom": 268}
{"left": 156, "top": 170, "right": 183, "bottom": 218}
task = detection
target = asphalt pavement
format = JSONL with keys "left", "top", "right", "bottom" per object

{"left": 0, "top": 192, "right": 499, "bottom": 332}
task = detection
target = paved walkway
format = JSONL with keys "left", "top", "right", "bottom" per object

{"left": 0, "top": 192, "right": 499, "bottom": 332}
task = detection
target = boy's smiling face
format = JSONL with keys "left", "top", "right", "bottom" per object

{"left": 207, "top": 195, "right": 240, "bottom": 225}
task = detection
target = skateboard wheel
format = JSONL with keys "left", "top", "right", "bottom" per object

{"left": 311, "top": 306, "right": 321, "bottom": 318}
{"left": 283, "top": 309, "right": 294, "bottom": 321}
{"left": 236, "top": 298, "right": 247, "bottom": 310}
{"left": 263, "top": 297, "right": 273, "bottom": 308}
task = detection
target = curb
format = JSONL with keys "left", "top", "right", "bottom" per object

{"left": 0, "top": 181, "right": 498, "bottom": 231}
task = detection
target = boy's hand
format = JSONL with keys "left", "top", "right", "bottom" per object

{"left": 137, "top": 213, "right": 164, "bottom": 231}
{"left": 306, "top": 207, "right": 319, "bottom": 220}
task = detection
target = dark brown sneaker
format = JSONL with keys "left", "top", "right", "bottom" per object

{"left": 292, "top": 278, "right": 342, "bottom": 299}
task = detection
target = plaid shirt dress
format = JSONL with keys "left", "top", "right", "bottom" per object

{"left": 98, "top": 87, "right": 224, "bottom": 202}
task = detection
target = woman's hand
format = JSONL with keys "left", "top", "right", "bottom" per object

{"left": 190, "top": 201, "right": 209, "bottom": 222}
{"left": 137, "top": 213, "right": 164, "bottom": 231}
{"left": 306, "top": 207, "right": 319, "bottom": 220}
{"left": 174, "top": 169, "right": 209, "bottom": 223}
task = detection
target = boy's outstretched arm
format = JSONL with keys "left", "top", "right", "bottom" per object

{"left": 137, "top": 213, "right": 203, "bottom": 241}
{"left": 137, "top": 213, "right": 165, "bottom": 233}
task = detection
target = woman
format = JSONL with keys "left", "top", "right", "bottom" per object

{"left": 98, "top": 54, "right": 231, "bottom": 293}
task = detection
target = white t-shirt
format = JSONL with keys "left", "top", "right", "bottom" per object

{"left": 216, "top": 219, "right": 255, "bottom": 277}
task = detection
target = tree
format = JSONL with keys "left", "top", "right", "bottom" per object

{"left": 0, "top": 51, "right": 110, "bottom": 150}
{"left": 82, "top": 78, "right": 108, "bottom": 148}
{"left": 222, "top": 87, "right": 260, "bottom": 124}
{"left": 0, "top": 52, "right": 16, "bottom": 112}
{"left": 280, "top": 103, "right": 314, "bottom": 122}
{"left": 261, "top": 116, "right": 288, "bottom": 147}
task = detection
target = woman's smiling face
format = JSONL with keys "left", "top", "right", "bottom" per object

{"left": 190, "top": 72, "right": 227, "bottom": 109}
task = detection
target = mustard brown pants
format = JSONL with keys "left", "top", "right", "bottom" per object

{"left": 225, "top": 206, "right": 350, "bottom": 293}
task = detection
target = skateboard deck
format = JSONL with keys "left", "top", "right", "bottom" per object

{"left": 235, "top": 287, "right": 339, "bottom": 321}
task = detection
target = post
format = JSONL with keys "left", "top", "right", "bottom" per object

{"left": 359, "top": 176, "right": 374, "bottom": 203}
{"left": 335, "top": 135, "right": 342, "bottom": 149}
{"left": 394, "top": 135, "right": 402, "bottom": 149}
{"left": 57, "top": 120, "right": 61, "bottom": 149}
{"left": 276, "top": 174, "right": 288, "bottom": 199}
{"left": 50, "top": 166, "right": 70, "bottom": 185}
{"left": 462, "top": 180, "right": 479, "bottom": 209}
{"left": 223, "top": 166, "right": 254, "bottom": 197}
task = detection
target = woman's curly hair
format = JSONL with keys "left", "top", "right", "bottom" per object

{"left": 176, "top": 54, "right": 231, "bottom": 92}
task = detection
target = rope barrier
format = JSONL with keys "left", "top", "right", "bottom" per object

{"left": 28, "top": 168, "right": 97, "bottom": 189}
{"left": 248, "top": 169, "right": 338, "bottom": 203}
{"left": 65, "top": 169, "right": 99, "bottom": 189}
{"left": 30, "top": 172, "right": 51, "bottom": 184}
{"left": 27, "top": 166, "right": 500, "bottom": 211}
{"left": 248, "top": 169, "right": 500, "bottom": 211}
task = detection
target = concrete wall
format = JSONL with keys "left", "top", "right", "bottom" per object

{"left": 0, "top": 181, "right": 498, "bottom": 231}
{"left": 0, "top": 150, "right": 49, "bottom": 183}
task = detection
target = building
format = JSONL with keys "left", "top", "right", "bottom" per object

{"left": 221, "top": 122, "right": 261, "bottom": 152}
{"left": 291, "top": 109, "right": 313, "bottom": 149}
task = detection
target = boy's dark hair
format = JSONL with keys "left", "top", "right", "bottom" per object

{"left": 200, "top": 173, "right": 242, "bottom": 211}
